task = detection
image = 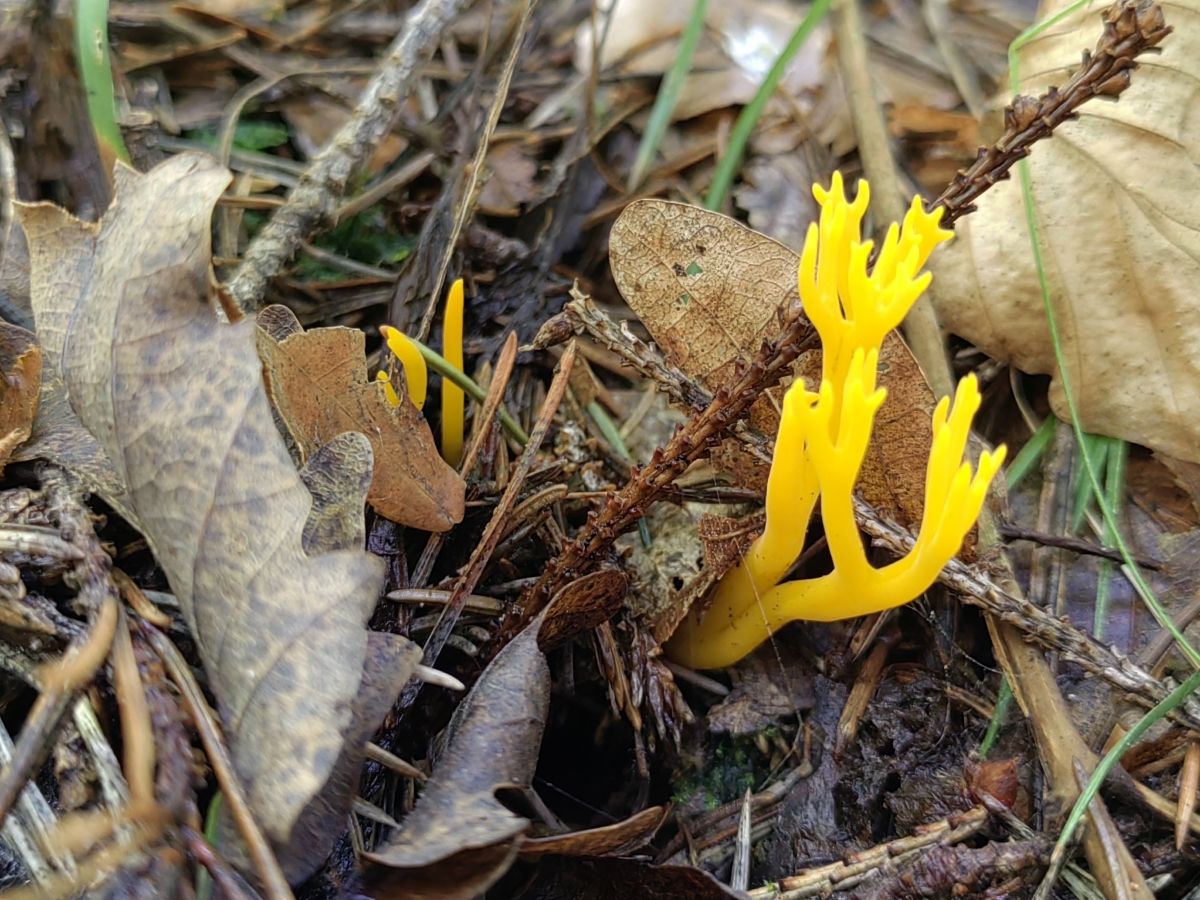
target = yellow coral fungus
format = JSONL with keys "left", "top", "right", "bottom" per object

{"left": 442, "top": 278, "right": 466, "bottom": 467}
{"left": 380, "top": 325, "right": 428, "bottom": 410}
{"left": 666, "top": 174, "right": 1006, "bottom": 670}
{"left": 379, "top": 279, "right": 468, "bottom": 466}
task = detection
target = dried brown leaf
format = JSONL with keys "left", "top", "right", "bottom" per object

{"left": 365, "top": 619, "right": 550, "bottom": 897}
{"left": 479, "top": 142, "right": 539, "bottom": 216}
{"left": 14, "top": 367, "right": 136, "bottom": 524}
{"left": 538, "top": 569, "right": 630, "bottom": 652}
{"left": 256, "top": 304, "right": 464, "bottom": 532}
{"left": 299, "top": 431, "right": 375, "bottom": 553}
{"left": 19, "top": 153, "right": 418, "bottom": 881}
{"left": 0, "top": 323, "right": 40, "bottom": 470}
{"left": 610, "top": 199, "right": 938, "bottom": 530}
{"left": 930, "top": 0, "right": 1200, "bottom": 461}
{"left": 519, "top": 806, "right": 667, "bottom": 858}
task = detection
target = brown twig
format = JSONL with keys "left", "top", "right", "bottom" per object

{"left": 513, "top": 310, "right": 820, "bottom": 626}
{"left": 858, "top": 498, "right": 1200, "bottom": 732}
{"left": 744, "top": 806, "right": 997, "bottom": 899}
{"left": 0, "top": 593, "right": 117, "bottom": 828}
{"left": 536, "top": 289, "right": 714, "bottom": 413}
{"left": 932, "top": 0, "right": 1171, "bottom": 226}
{"left": 998, "top": 522, "right": 1161, "bottom": 570}
{"left": 411, "top": 0, "right": 538, "bottom": 341}
{"left": 416, "top": 342, "right": 578, "bottom": 683}
{"left": 227, "top": 0, "right": 469, "bottom": 311}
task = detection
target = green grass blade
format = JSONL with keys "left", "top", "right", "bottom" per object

{"left": 1008, "top": 5, "right": 1200, "bottom": 669}
{"left": 1032, "top": 667, "right": 1200, "bottom": 899}
{"left": 704, "top": 0, "right": 832, "bottom": 211}
{"left": 76, "top": 0, "right": 130, "bottom": 165}
{"left": 1092, "top": 438, "right": 1127, "bottom": 639}
{"left": 1005, "top": 415, "right": 1056, "bottom": 491}
{"left": 628, "top": 0, "right": 709, "bottom": 191}
{"left": 408, "top": 336, "right": 530, "bottom": 447}
{"left": 1069, "top": 433, "right": 1108, "bottom": 535}
{"left": 977, "top": 676, "right": 1013, "bottom": 757}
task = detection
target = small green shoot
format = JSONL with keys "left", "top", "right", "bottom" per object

{"left": 295, "top": 211, "right": 415, "bottom": 282}
{"left": 1069, "top": 433, "right": 1109, "bottom": 534}
{"left": 628, "top": 0, "right": 709, "bottom": 191}
{"left": 704, "top": 0, "right": 833, "bottom": 211}
{"left": 1092, "top": 439, "right": 1127, "bottom": 639}
{"left": 76, "top": 0, "right": 130, "bottom": 166}
{"left": 978, "top": 676, "right": 1013, "bottom": 758}
{"left": 187, "top": 119, "right": 290, "bottom": 153}
{"left": 1005, "top": 415, "right": 1056, "bottom": 492}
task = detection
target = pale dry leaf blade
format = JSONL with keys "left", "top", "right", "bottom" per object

{"left": 366, "top": 619, "right": 550, "bottom": 894}
{"left": 610, "top": 198, "right": 940, "bottom": 530}
{"left": 18, "top": 153, "right": 407, "bottom": 881}
{"left": 930, "top": 0, "right": 1200, "bottom": 462}
{"left": 609, "top": 199, "right": 798, "bottom": 389}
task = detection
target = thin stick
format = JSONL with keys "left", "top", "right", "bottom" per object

{"left": 143, "top": 623, "right": 295, "bottom": 900}
{"left": 414, "top": 0, "right": 538, "bottom": 340}
{"left": 831, "top": 0, "right": 951, "bottom": 397}
{"left": 460, "top": 331, "right": 519, "bottom": 477}
{"left": 417, "top": 342, "right": 577, "bottom": 677}
{"left": 110, "top": 610, "right": 155, "bottom": 808}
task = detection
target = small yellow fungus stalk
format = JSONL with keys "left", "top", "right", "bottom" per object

{"left": 442, "top": 278, "right": 466, "bottom": 467}
{"left": 380, "top": 326, "right": 428, "bottom": 410}
{"left": 378, "top": 279, "right": 468, "bottom": 467}
{"left": 666, "top": 174, "right": 1006, "bottom": 670}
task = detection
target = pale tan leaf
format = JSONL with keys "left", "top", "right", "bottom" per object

{"left": 18, "top": 153, "right": 418, "bottom": 881}
{"left": 256, "top": 304, "right": 465, "bottom": 532}
{"left": 609, "top": 199, "right": 939, "bottom": 531}
{"left": 929, "top": 0, "right": 1200, "bottom": 461}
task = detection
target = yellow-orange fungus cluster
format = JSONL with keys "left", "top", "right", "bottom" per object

{"left": 379, "top": 278, "right": 466, "bottom": 467}
{"left": 666, "top": 175, "right": 1006, "bottom": 670}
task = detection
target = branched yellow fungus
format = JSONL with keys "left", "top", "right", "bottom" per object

{"left": 665, "top": 174, "right": 1006, "bottom": 670}
{"left": 380, "top": 325, "right": 428, "bottom": 410}
{"left": 442, "top": 278, "right": 465, "bottom": 467}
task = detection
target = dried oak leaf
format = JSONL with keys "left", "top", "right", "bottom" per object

{"left": 18, "top": 153, "right": 419, "bottom": 882}
{"left": 365, "top": 619, "right": 550, "bottom": 899}
{"left": 0, "top": 322, "right": 40, "bottom": 470}
{"left": 256, "top": 304, "right": 464, "bottom": 532}
{"left": 609, "top": 199, "right": 938, "bottom": 531}
{"left": 929, "top": 0, "right": 1200, "bottom": 462}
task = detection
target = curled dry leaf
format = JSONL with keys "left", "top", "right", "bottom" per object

{"left": 365, "top": 619, "right": 550, "bottom": 899}
{"left": 930, "top": 0, "right": 1200, "bottom": 462}
{"left": 519, "top": 805, "right": 667, "bottom": 858}
{"left": 609, "top": 199, "right": 939, "bottom": 532}
{"left": 538, "top": 569, "right": 630, "bottom": 652}
{"left": 256, "top": 304, "right": 465, "bottom": 532}
{"left": 18, "top": 153, "right": 418, "bottom": 882}
{"left": 0, "top": 322, "right": 40, "bottom": 471}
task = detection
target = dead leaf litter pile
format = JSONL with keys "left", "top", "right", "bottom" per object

{"left": 0, "top": 0, "right": 1197, "bottom": 896}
